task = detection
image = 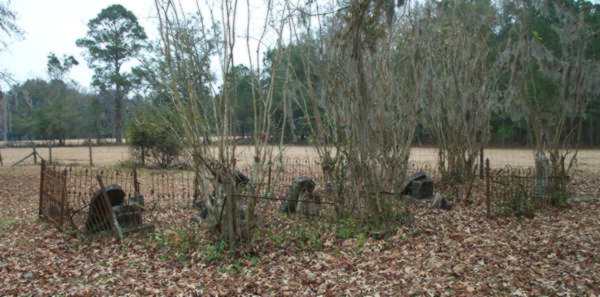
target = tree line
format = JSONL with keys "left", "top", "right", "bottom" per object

{"left": 0, "top": 1, "right": 598, "bottom": 148}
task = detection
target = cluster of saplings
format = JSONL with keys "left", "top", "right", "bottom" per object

{"left": 3, "top": 0, "right": 595, "bottom": 251}
{"left": 122, "top": 0, "right": 600, "bottom": 252}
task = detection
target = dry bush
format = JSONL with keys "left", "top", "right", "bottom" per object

{"left": 291, "top": 1, "right": 421, "bottom": 220}
{"left": 501, "top": 0, "right": 600, "bottom": 179}
{"left": 153, "top": 0, "right": 293, "bottom": 248}
{"left": 416, "top": 1, "right": 498, "bottom": 187}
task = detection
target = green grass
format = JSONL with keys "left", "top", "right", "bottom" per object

{"left": 0, "top": 218, "right": 17, "bottom": 233}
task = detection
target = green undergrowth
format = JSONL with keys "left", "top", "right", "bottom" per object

{"left": 335, "top": 210, "right": 413, "bottom": 240}
{"left": 145, "top": 228, "right": 204, "bottom": 264}
{"left": 133, "top": 209, "right": 413, "bottom": 269}
{"left": 0, "top": 218, "right": 17, "bottom": 234}
{"left": 498, "top": 189, "right": 571, "bottom": 218}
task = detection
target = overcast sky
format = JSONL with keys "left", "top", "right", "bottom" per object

{"left": 2, "top": 0, "right": 599, "bottom": 91}
{"left": 0, "top": 0, "right": 275, "bottom": 91}
{"left": 0, "top": 1, "right": 162, "bottom": 90}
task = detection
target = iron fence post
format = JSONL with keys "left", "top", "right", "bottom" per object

{"left": 48, "top": 142, "right": 53, "bottom": 164}
{"left": 33, "top": 144, "right": 37, "bottom": 165}
{"left": 479, "top": 146, "right": 484, "bottom": 179}
{"left": 59, "top": 169, "right": 67, "bottom": 231}
{"left": 133, "top": 166, "right": 140, "bottom": 197}
{"left": 38, "top": 159, "right": 46, "bottom": 218}
{"left": 485, "top": 158, "right": 491, "bottom": 218}
{"left": 267, "top": 161, "right": 272, "bottom": 195}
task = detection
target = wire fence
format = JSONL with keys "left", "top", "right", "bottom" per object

{"left": 38, "top": 158, "right": 342, "bottom": 237}
{"left": 37, "top": 153, "right": 595, "bottom": 240}
{"left": 484, "top": 160, "right": 570, "bottom": 218}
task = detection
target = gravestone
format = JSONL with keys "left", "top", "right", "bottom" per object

{"left": 402, "top": 171, "right": 434, "bottom": 199}
{"left": 113, "top": 205, "right": 143, "bottom": 228}
{"left": 280, "top": 176, "right": 320, "bottom": 216}
{"left": 86, "top": 185, "right": 144, "bottom": 233}
{"left": 192, "top": 170, "right": 249, "bottom": 222}
{"left": 431, "top": 192, "right": 452, "bottom": 210}
{"left": 297, "top": 188, "right": 321, "bottom": 217}
{"left": 85, "top": 185, "right": 126, "bottom": 233}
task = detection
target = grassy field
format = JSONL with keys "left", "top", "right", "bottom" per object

{"left": 1, "top": 145, "right": 600, "bottom": 171}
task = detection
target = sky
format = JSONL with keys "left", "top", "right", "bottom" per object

{"left": 0, "top": 1, "right": 160, "bottom": 90}
{"left": 0, "top": 0, "right": 274, "bottom": 91}
{"left": 3, "top": 0, "right": 600, "bottom": 91}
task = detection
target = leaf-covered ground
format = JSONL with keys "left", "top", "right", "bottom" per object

{"left": 1, "top": 166, "right": 599, "bottom": 296}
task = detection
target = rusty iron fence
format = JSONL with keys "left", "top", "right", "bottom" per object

{"left": 38, "top": 161, "right": 68, "bottom": 230}
{"left": 38, "top": 161, "right": 182, "bottom": 238}
{"left": 484, "top": 159, "right": 570, "bottom": 218}
{"left": 37, "top": 158, "right": 337, "bottom": 236}
{"left": 38, "top": 154, "right": 587, "bottom": 242}
{"left": 38, "top": 157, "right": 444, "bottom": 239}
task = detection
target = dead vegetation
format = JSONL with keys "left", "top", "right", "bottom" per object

{"left": 2, "top": 0, "right": 600, "bottom": 295}
{"left": 1, "top": 166, "right": 599, "bottom": 296}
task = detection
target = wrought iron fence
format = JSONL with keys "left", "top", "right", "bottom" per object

{"left": 38, "top": 158, "right": 332, "bottom": 237}
{"left": 38, "top": 156, "right": 444, "bottom": 240}
{"left": 485, "top": 159, "right": 570, "bottom": 218}
{"left": 38, "top": 161, "right": 68, "bottom": 230}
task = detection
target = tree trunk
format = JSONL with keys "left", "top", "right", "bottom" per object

{"left": 1, "top": 91, "right": 7, "bottom": 142}
{"left": 224, "top": 181, "right": 237, "bottom": 249}
{"left": 114, "top": 85, "right": 123, "bottom": 144}
{"left": 285, "top": 95, "right": 297, "bottom": 143}
{"left": 589, "top": 117, "right": 594, "bottom": 147}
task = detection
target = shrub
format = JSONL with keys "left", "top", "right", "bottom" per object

{"left": 126, "top": 109, "right": 182, "bottom": 168}
{"left": 203, "top": 240, "right": 227, "bottom": 263}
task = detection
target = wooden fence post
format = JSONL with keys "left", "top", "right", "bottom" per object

{"left": 38, "top": 159, "right": 46, "bottom": 218}
{"left": 485, "top": 158, "right": 491, "bottom": 218}
{"left": 0, "top": 148, "right": 3, "bottom": 167}
{"left": 48, "top": 142, "right": 53, "bottom": 164}
{"left": 133, "top": 166, "right": 140, "bottom": 196}
{"left": 88, "top": 139, "right": 93, "bottom": 167}
{"left": 33, "top": 143, "right": 38, "bottom": 165}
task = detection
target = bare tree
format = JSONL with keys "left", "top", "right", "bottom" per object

{"left": 501, "top": 0, "right": 600, "bottom": 182}
{"left": 242, "top": 0, "right": 295, "bottom": 230}
{"left": 416, "top": 0, "right": 498, "bottom": 198}
{"left": 154, "top": 0, "right": 290, "bottom": 248}
{"left": 0, "top": 0, "right": 22, "bottom": 142}
{"left": 291, "top": 0, "right": 421, "bottom": 220}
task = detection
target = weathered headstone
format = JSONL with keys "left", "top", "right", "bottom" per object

{"left": 297, "top": 189, "right": 321, "bottom": 217}
{"left": 281, "top": 176, "right": 320, "bottom": 216}
{"left": 113, "top": 204, "right": 143, "bottom": 228}
{"left": 402, "top": 171, "right": 434, "bottom": 199}
{"left": 85, "top": 185, "right": 126, "bottom": 233}
{"left": 431, "top": 192, "right": 452, "bottom": 210}
{"left": 192, "top": 170, "right": 249, "bottom": 223}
